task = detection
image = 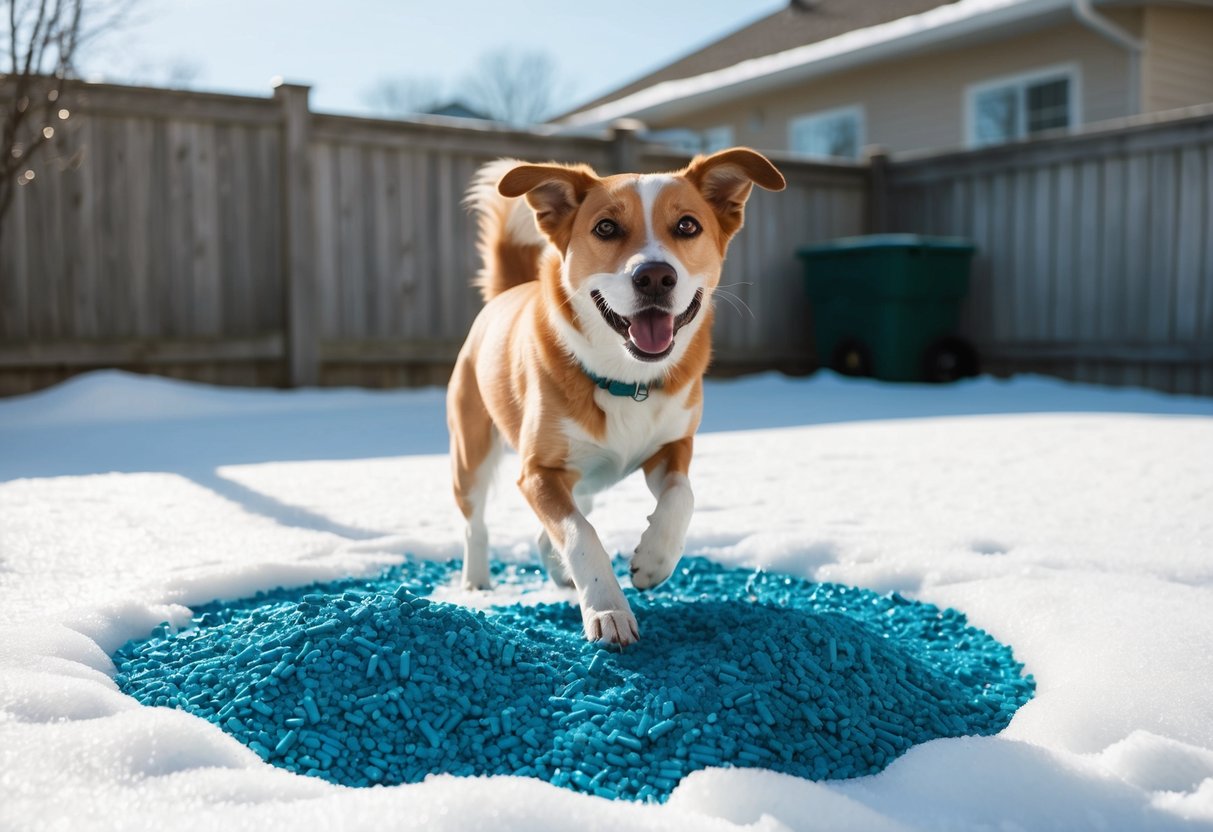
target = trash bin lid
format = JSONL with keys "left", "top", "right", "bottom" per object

{"left": 797, "top": 234, "right": 975, "bottom": 257}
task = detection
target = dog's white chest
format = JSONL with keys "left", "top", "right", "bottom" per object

{"left": 564, "top": 387, "right": 696, "bottom": 495}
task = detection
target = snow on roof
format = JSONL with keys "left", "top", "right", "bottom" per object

{"left": 561, "top": 0, "right": 1072, "bottom": 128}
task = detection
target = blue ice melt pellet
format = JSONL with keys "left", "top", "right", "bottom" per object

{"left": 646, "top": 719, "right": 677, "bottom": 739}
{"left": 274, "top": 730, "right": 298, "bottom": 755}
{"left": 111, "top": 556, "right": 1033, "bottom": 804}
{"left": 303, "top": 696, "right": 320, "bottom": 724}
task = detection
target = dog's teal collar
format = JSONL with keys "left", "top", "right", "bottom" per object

{"left": 582, "top": 366, "right": 661, "bottom": 402}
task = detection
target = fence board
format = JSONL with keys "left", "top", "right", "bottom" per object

{"left": 1051, "top": 164, "right": 1075, "bottom": 342}
{"left": 967, "top": 175, "right": 993, "bottom": 340}
{"left": 312, "top": 142, "right": 339, "bottom": 339}
{"left": 1203, "top": 146, "right": 1213, "bottom": 348}
{"left": 1124, "top": 153, "right": 1152, "bottom": 344}
{"left": 216, "top": 124, "right": 248, "bottom": 336}
{"left": 1098, "top": 157, "right": 1126, "bottom": 342}
{"left": 192, "top": 121, "right": 222, "bottom": 335}
{"left": 370, "top": 147, "right": 392, "bottom": 338}
{"left": 1030, "top": 166, "right": 1053, "bottom": 342}
{"left": 1148, "top": 151, "right": 1177, "bottom": 345}
{"left": 1074, "top": 160, "right": 1101, "bottom": 342}
{"left": 253, "top": 125, "right": 283, "bottom": 334}
{"left": 1, "top": 170, "right": 28, "bottom": 337}
{"left": 1173, "top": 147, "right": 1204, "bottom": 342}
{"left": 126, "top": 118, "right": 153, "bottom": 337}
{"left": 165, "top": 119, "right": 193, "bottom": 338}
{"left": 338, "top": 143, "right": 365, "bottom": 338}
{"left": 396, "top": 150, "right": 420, "bottom": 339}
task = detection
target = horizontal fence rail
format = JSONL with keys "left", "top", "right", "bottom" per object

{"left": 1, "top": 81, "right": 1210, "bottom": 396}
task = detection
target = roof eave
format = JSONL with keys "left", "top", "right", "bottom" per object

{"left": 560, "top": 0, "right": 1075, "bottom": 128}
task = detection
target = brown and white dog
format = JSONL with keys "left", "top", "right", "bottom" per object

{"left": 448, "top": 148, "right": 785, "bottom": 646}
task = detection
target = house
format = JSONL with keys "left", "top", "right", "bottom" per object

{"left": 558, "top": 0, "right": 1213, "bottom": 158}
{"left": 423, "top": 101, "right": 490, "bottom": 120}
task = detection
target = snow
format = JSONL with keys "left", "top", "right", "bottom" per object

{"left": 1, "top": 369, "right": 1211, "bottom": 830}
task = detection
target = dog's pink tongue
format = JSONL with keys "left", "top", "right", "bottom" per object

{"left": 629, "top": 310, "right": 675, "bottom": 354}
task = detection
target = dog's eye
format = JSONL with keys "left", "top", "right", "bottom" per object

{"left": 675, "top": 216, "right": 701, "bottom": 237}
{"left": 593, "top": 219, "right": 619, "bottom": 239}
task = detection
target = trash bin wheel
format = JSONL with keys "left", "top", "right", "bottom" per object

{"left": 830, "top": 338, "right": 873, "bottom": 377}
{"left": 921, "top": 336, "right": 979, "bottom": 382}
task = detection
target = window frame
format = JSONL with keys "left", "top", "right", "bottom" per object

{"left": 787, "top": 104, "right": 866, "bottom": 160}
{"left": 964, "top": 63, "right": 1081, "bottom": 148}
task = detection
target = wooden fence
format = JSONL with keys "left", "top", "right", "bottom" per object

{"left": 0, "top": 81, "right": 1210, "bottom": 396}
{"left": 884, "top": 106, "right": 1213, "bottom": 396}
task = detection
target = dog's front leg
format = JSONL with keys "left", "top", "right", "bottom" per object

{"left": 518, "top": 462, "right": 638, "bottom": 646}
{"left": 632, "top": 437, "right": 694, "bottom": 590}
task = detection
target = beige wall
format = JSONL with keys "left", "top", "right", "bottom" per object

{"left": 656, "top": 14, "right": 1148, "bottom": 155}
{"left": 1142, "top": 5, "right": 1213, "bottom": 112}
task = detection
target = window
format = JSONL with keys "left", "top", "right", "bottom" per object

{"left": 788, "top": 106, "right": 864, "bottom": 160}
{"left": 968, "top": 67, "right": 1077, "bottom": 147}
{"left": 645, "top": 126, "right": 734, "bottom": 155}
{"left": 702, "top": 125, "right": 734, "bottom": 153}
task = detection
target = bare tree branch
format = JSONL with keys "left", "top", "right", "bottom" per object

{"left": 362, "top": 76, "right": 446, "bottom": 118}
{"left": 458, "top": 49, "right": 567, "bottom": 126}
{"left": 0, "top": 0, "right": 135, "bottom": 239}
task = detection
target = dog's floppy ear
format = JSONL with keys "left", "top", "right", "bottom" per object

{"left": 498, "top": 163, "right": 599, "bottom": 251}
{"left": 684, "top": 148, "right": 786, "bottom": 239}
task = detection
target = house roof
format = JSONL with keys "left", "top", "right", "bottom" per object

{"left": 562, "top": 0, "right": 960, "bottom": 120}
{"left": 424, "top": 101, "right": 489, "bottom": 120}
{"left": 558, "top": 0, "right": 1092, "bottom": 128}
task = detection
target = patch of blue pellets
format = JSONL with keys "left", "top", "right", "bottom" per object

{"left": 111, "top": 557, "right": 1034, "bottom": 801}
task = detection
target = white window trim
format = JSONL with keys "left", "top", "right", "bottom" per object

{"left": 787, "top": 104, "right": 866, "bottom": 159}
{"left": 964, "top": 63, "right": 1082, "bottom": 147}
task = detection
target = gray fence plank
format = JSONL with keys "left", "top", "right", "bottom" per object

{"left": 1051, "top": 163, "right": 1076, "bottom": 343}
{"left": 1173, "top": 147, "right": 1204, "bottom": 342}
{"left": 1074, "top": 160, "right": 1101, "bottom": 342}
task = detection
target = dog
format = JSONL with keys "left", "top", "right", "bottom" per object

{"left": 448, "top": 148, "right": 785, "bottom": 645}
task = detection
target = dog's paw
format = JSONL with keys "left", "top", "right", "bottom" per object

{"left": 583, "top": 607, "right": 640, "bottom": 646}
{"left": 630, "top": 525, "right": 684, "bottom": 590}
{"left": 461, "top": 562, "right": 492, "bottom": 592}
{"left": 580, "top": 587, "right": 639, "bottom": 646}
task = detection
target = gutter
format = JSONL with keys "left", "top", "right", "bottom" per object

{"left": 1072, "top": 0, "right": 1144, "bottom": 115}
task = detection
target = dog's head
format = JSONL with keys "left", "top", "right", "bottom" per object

{"left": 499, "top": 148, "right": 785, "bottom": 381}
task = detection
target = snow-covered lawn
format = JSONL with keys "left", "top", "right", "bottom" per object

{"left": 1, "top": 370, "right": 1211, "bottom": 831}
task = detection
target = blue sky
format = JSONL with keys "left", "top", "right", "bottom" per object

{"left": 84, "top": 0, "right": 785, "bottom": 116}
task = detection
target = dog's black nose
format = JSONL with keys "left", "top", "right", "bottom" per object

{"left": 632, "top": 262, "right": 677, "bottom": 298}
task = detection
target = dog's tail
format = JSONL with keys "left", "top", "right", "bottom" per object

{"left": 465, "top": 159, "right": 547, "bottom": 303}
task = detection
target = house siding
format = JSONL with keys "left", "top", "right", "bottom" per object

{"left": 1142, "top": 6, "right": 1213, "bottom": 113}
{"left": 655, "top": 15, "right": 1143, "bottom": 155}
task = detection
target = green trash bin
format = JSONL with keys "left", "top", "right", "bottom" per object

{"left": 797, "top": 234, "right": 978, "bottom": 382}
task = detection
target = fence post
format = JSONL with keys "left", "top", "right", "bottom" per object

{"left": 863, "top": 145, "right": 890, "bottom": 234}
{"left": 609, "top": 118, "right": 645, "bottom": 173}
{"left": 274, "top": 81, "right": 318, "bottom": 387}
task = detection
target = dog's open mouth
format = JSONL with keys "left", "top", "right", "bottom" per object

{"left": 591, "top": 290, "right": 704, "bottom": 362}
